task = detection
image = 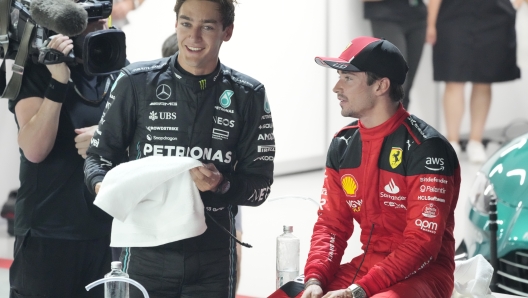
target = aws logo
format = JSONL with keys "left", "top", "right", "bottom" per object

{"left": 341, "top": 174, "right": 358, "bottom": 197}
{"left": 390, "top": 147, "right": 402, "bottom": 169}
{"left": 425, "top": 157, "right": 445, "bottom": 171}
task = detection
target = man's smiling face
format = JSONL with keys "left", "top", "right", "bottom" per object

{"left": 176, "top": 0, "right": 233, "bottom": 75}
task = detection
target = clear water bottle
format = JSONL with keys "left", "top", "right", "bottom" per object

{"left": 276, "top": 225, "right": 300, "bottom": 289}
{"left": 104, "top": 261, "right": 130, "bottom": 298}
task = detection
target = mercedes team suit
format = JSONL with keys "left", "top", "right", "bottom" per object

{"left": 84, "top": 53, "right": 275, "bottom": 297}
{"left": 269, "top": 106, "right": 460, "bottom": 298}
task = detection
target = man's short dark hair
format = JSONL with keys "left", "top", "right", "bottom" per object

{"left": 366, "top": 71, "right": 404, "bottom": 103}
{"left": 174, "top": 0, "right": 237, "bottom": 30}
{"left": 162, "top": 33, "right": 179, "bottom": 58}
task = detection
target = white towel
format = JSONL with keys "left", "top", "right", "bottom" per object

{"left": 451, "top": 254, "right": 496, "bottom": 298}
{"left": 94, "top": 156, "right": 206, "bottom": 247}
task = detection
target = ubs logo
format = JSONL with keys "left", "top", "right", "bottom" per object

{"left": 156, "top": 84, "right": 172, "bottom": 100}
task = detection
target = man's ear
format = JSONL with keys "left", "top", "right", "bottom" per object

{"left": 223, "top": 24, "right": 234, "bottom": 41}
{"left": 375, "top": 77, "right": 391, "bottom": 95}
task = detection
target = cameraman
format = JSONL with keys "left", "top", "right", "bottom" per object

{"left": 8, "top": 18, "right": 116, "bottom": 297}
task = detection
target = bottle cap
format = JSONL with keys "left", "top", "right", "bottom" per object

{"left": 283, "top": 225, "right": 293, "bottom": 233}
{"left": 110, "top": 261, "right": 123, "bottom": 270}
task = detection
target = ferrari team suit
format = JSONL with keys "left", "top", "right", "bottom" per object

{"left": 84, "top": 54, "right": 275, "bottom": 297}
{"left": 304, "top": 105, "right": 460, "bottom": 297}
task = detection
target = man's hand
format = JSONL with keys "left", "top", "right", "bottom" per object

{"left": 74, "top": 125, "right": 98, "bottom": 158}
{"left": 111, "top": 0, "right": 135, "bottom": 20}
{"left": 301, "top": 285, "right": 324, "bottom": 298}
{"left": 322, "top": 289, "right": 352, "bottom": 298}
{"left": 95, "top": 182, "right": 102, "bottom": 194}
{"left": 45, "top": 34, "right": 72, "bottom": 84}
{"left": 513, "top": 0, "right": 527, "bottom": 9}
{"left": 190, "top": 163, "right": 223, "bottom": 192}
{"left": 425, "top": 25, "right": 437, "bottom": 45}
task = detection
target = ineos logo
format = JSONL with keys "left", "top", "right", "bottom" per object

{"left": 156, "top": 84, "right": 172, "bottom": 100}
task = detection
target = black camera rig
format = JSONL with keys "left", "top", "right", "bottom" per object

{"left": 0, "top": 0, "right": 126, "bottom": 100}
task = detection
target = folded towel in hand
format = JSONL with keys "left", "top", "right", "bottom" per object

{"left": 94, "top": 156, "right": 206, "bottom": 247}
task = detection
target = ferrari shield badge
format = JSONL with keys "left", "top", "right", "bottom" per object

{"left": 390, "top": 147, "right": 403, "bottom": 169}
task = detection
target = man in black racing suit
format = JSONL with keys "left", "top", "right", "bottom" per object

{"left": 84, "top": 1, "right": 274, "bottom": 296}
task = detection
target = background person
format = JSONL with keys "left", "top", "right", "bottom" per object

{"left": 426, "top": 0, "right": 521, "bottom": 163}
{"left": 111, "top": 0, "right": 145, "bottom": 28}
{"left": 7, "top": 19, "right": 117, "bottom": 297}
{"left": 277, "top": 36, "right": 460, "bottom": 298}
{"left": 84, "top": 0, "right": 274, "bottom": 297}
{"left": 362, "top": 0, "right": 427, "bottom": 110}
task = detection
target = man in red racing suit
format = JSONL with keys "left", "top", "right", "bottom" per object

{"left": 273, "top": 37, "right": 460, "bottom": 298}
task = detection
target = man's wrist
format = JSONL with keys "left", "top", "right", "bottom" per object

{"left": 45, "top": 78, "right": 69, "bottom": 103}
{"left": 304, "top": 278, "right": 322, "bottom": 290}
{"left": 214, "top": 175, "right": 230, "bottom": 195}
{"left": 347, "top": 284, "right": 367, "bottom": 298}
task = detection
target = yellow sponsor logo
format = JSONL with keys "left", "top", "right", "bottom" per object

{"left": 341, "top": 174, "right": 358, "bottom": 197}
{"left": 390, "top": 147, "right": 403, "bottom": 169}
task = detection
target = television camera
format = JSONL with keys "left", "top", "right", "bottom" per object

{"left": 1, "top": 0, "right": 127, "bottom": 99}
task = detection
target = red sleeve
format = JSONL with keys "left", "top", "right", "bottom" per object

{"left": 356, "top": 138, "right": 460, "bottom": 296}
{"left": 303, "top": 166, "right": 355, "bottom": 287}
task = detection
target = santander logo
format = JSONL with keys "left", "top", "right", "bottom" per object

{"left": 384, "top": 178, "right": 400, "bottom": 194}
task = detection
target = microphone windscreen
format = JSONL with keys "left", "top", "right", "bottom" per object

{"left": 30, "top": 0, "right": 88, "bottom": 37}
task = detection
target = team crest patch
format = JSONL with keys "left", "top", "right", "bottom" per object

{"left": 219, "top": 90, "right": 234, "bottom": 108}
{"left": 390, "top": 147, "right": 403, "bottom": 169}
{"left": 341, "top": 174, "right": 358, "bottom": 197}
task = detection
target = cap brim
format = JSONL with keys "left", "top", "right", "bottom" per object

{"left": 314, "top": 57, "right": 362, "bottom": 72}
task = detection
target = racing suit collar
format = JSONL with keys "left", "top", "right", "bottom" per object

{"left": 170, "top": 55, "right": 223, "bottom": 92}
{"left": 358, "top": 103, "right": 409, "bottom": 140}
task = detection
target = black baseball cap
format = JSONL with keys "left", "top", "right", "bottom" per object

{"left": 315, "top": 36, "right": 409, "bottom": 85}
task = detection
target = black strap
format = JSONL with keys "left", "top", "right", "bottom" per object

{"left": 0, "top": 0, "right": 11, "bottom": 96}
{"left": 0, "top": 0, "right": 10, "bottom": 59}
{"left": 2, "top": 20, "right": 34, "bottom": 100}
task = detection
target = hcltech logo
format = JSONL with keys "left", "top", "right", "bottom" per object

{"left": 219, "top": 90, "right": 234, "bottom": 108}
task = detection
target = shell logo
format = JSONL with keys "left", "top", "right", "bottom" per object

{"left": 341, "top": 174, "right": 358, "bottom": 197}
